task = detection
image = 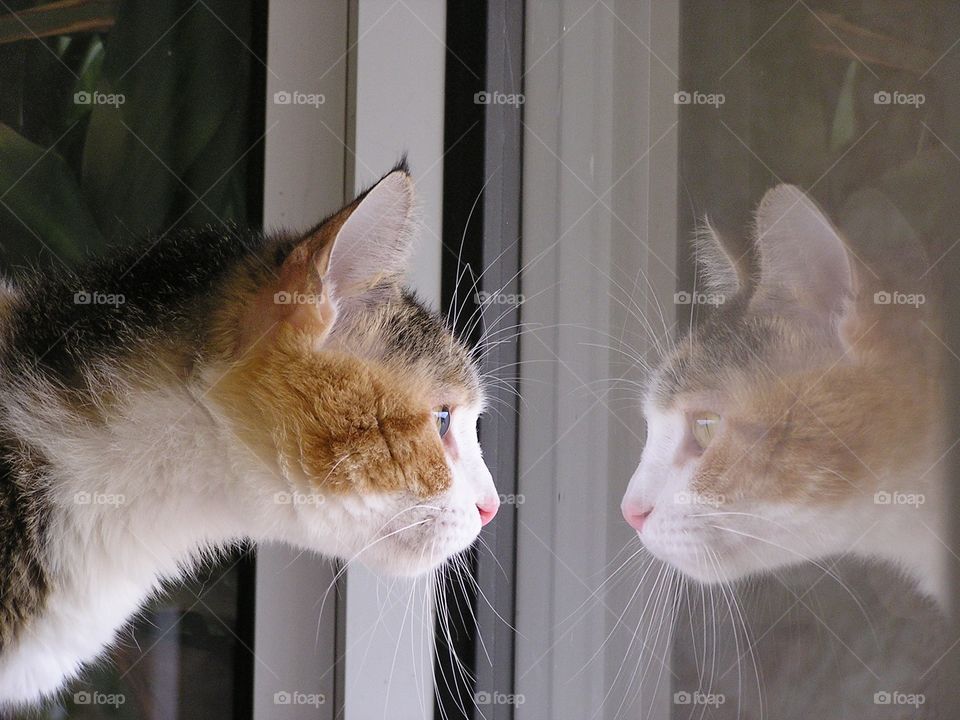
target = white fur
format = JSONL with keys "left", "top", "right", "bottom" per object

{"left": 0, "top": 361, "right": 496, "bottom": 705}
{"left": 624, "top": 400, "right": 948, "bottom": 606}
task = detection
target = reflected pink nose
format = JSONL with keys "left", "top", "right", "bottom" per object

{"left": 622, "top": 502, "right": 653, "bottom": 532}
{"left": 477, "top": 498, "right": 499, "bottom": 526}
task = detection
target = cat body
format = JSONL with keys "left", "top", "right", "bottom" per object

{"left": 0, "top": 165, "right": 499, "bottom": 705}
{"left": 623, "top": 184, "right": 950, "bottom": 605}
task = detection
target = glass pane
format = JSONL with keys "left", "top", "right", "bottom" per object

{"left": 0, "top": 1, "right": 263, "bottom": 716}
{"left": 674, "top": 1, "right": 960, "bottom": 716}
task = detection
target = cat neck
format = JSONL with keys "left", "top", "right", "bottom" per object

{"left": 856, "top": 458, "right": 949, "bottom": 607}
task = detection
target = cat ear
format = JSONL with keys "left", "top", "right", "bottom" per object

{"left": 751, "top": 185, "right": 852, "bottom": 325}
{"left": 693, "top": 217, "right": 753, "bottom": 297}
{"left": 322, "top": 166, "right": 416, "bottom": 302}
{"left": 241, "top": 166, "right": 415, "bottom": 351}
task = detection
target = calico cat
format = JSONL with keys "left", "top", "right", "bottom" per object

{"left": 0, "top": 162, "right": 499, "bottom": 705}
{"left": 622, "top": 185, "right": 948, "bottom": 604}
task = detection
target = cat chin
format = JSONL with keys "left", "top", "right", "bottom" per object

{"left": 353, "top": 529, "right": 479, "bottom": 577}
{"left": 639, "top": 530, "right": 806, "bottom": 586}
{"left": 289, "top": 502, "right": 482, "bottom": 578}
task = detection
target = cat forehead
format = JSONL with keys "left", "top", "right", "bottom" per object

{"left": 649, "top": 310, "right": 780, "bottom": 410}
{"left": 348, "top": 291, "right": 483, "bottom": 406}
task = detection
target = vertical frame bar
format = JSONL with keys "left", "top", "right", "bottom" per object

{"left": 436, "top": 1, "right": 524, "bottom": 717}
{"left": 254, "top": 3, "right": 350, "bottom": 719}
{"left": 475, "top": 0, "right": 524, "bottom": 716}
{"left": 340, "top": 2, "right": 447, "bottom": 719}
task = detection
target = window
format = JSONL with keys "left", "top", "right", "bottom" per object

{"left": 0, "top": 2, "right": 265, "bottom": 717}
{"left": 5, "top": 1, "right": 959, "bottom": 718}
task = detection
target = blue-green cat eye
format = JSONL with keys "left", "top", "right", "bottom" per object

{"left": 433, "top": 406, "right": 451, "bottom": 438}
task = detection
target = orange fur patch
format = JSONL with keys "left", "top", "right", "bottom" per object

{"left": 214, "top": 325, "right": 452, "bottom": 498}
{"left": 692, "top": 361, "right": 935, "bottom": 505}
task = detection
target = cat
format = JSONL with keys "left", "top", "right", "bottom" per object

{"left": 0, "top": 161, "right": 499, "bottom": 705}
{"left": 622, "top": 184, "right": 949, "bottom": 606}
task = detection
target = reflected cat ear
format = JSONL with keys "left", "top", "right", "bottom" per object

{"left": 693, "top": 217, "right": 754, "bottom": 298}
{"left": 751, "top": 185, "right": 853, "bottom": 327}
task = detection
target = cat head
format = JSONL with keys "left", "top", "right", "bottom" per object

{"left": 212, "top": 164, "right": 498, "bottom": 576}
{"left": 622, "top": 185, "right": 940, "bottom": 587}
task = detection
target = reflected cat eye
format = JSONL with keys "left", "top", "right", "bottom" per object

{"left": 691, "top": 411, "right": 720, "bottom": 450}
{"left": 433, "top": 405, "right": 451, "bottom": 438}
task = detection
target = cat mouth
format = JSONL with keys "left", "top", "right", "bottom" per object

{"left": 357, "top": 508, "right": 480, "bottom": 576}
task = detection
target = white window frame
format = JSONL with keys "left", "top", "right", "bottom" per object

{"left": 255, "top": 2, "right": 447, "bottom": 718}
{"left": 516, "top": 1, "right": 680, "bottom": 718}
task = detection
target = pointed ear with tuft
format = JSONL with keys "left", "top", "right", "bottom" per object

{"left": 321, "top": 166, "right": 417, "bottom": 303}
{"left": 240, "top": 167, "right": 416, "bottom": 351}
{"left": 750, "top": 185, "right": 853, "bottom": 331}
{"left": 693, "top": 217, "right": 754, "bottom": 298}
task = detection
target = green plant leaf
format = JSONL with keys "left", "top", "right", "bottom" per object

{"left": 81, "top": 0, "right": 251, "bottom": 240}
{"left": 0, "top": 121, "right": 104, "bottom": 268}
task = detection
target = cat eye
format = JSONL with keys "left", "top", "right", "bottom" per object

{"left": 433, "top": 405, "right": 451, "bottom": 438}
{"left": 690, "top": 411, "right": 720, "bottom": 450}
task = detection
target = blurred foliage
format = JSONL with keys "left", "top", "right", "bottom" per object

{"left": 679, "top": 0, "right": 960, "bottom": 247}
{"left": 0, "top": 1, "right": 261, "bottom": 718}
{"left": 0, "top": 0, "right": 256, "bottom": 273}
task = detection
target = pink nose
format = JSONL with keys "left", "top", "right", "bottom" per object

{"left": 622, "top": 502, "right": 653, "bottom": 532}
{"left": 477, "top": 498, "right": 499, "bottom": 526}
